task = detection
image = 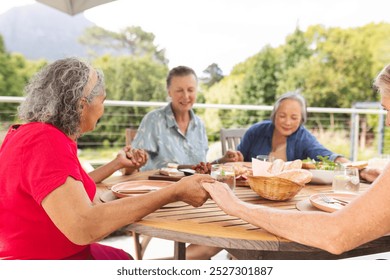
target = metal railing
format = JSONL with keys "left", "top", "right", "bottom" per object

{"left": 0, "top": 96, "right": 387, "bottom": 161}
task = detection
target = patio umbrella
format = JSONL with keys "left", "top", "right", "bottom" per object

{"left": 36, "top": 0, "right": 117, "bottom": 16}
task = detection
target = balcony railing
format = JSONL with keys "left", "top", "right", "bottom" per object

{"left": 0, "top": 96, "right": 387, "bottom": 161}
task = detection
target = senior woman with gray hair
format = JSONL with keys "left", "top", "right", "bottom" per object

{"left": 204, "top": 63, "right": 390, "bottom": 255}
{"left": 237, "top": 91, "right": 348, "bottom": 163}
{"left": 0, "top": 58, "right": 212, "bottom": 260}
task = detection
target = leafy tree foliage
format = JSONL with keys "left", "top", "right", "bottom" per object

{"left": 200, "top": 23, "right": 390, "bottom": 142}
{"left": 79, "top": 26, "right": 168, "bottom": 64}
{"left": 3, "top": 22, "right": 390, "bottom": 149}
{"left": 200, "top": 63, "right": 224, "bottom": 89}
{"left": 77, "top": 25, "right": 170, "bottom": 147}
{"left": 0, "top": 36, "right": 45, "bottom": 124}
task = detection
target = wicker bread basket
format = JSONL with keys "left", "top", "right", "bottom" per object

{"left": 247, "top": 176, "right": 304, "bottom": 201}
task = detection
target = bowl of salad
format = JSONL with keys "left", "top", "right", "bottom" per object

{"left": 303, "top": 156, "right": 338, "bottom": 185}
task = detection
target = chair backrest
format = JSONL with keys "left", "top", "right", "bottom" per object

{"left": 220, "top": 128, "right": 247, "bottom": 155}
{"left": 125, "top": 128, "right": 138, "bottom": 146}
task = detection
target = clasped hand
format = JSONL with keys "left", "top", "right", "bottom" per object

{"left": 118, "top": 145, "right": 148, "bottom": 170}
{"left": 220, "top": 149, "right": 244, "bottom": 163}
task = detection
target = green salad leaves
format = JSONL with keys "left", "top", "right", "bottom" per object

{"left": 303, "top": 156, "right": 339, "bottom": 170}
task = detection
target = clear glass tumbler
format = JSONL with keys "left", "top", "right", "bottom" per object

{"left": 256, "top": 155, "right": 275, "bottom": 162}
{"left": 211, "top": 164, "right": 236, "bottom": 190}
{"left": 332, "top": 166, "right": 360, "bottom": 193}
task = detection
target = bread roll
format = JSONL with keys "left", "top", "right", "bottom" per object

{"left": 283, "top": 159, "right": 303, "bottom": 170}
{"left": 346, "top": 161, "right": 368, "bottom": 170}
{"left": 268, "top": 159, "right": 285, "bottom": 174}
{"left": 276, "top": 169, "right": 313, "bottom": 184}
{"left": 302, "top": 162, "right": 316, "bottom": 169}
{"left": 160, "top": 168, "right": 184, "bottom": 177}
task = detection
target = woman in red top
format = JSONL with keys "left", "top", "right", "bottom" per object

{"left": 0, "top": 58, "right": 212, "bottom": 260}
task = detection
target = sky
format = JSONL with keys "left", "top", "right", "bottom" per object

{"left": 0, "top": 0, "right": 389, "bottom": 75}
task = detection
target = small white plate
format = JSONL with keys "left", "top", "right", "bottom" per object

{"left": 310, "top": 192, "right": 358, "bottom": 213}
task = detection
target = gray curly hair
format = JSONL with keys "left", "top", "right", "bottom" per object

{"left": 270, "top": 91, "right": 307, "bottom": 124}
{"left": 18, "top": 57, "right": 105, "bottom": 136}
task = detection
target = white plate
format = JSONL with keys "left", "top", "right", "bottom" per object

{"left": 309, "top": 169, "right": 335, "bottom": 184}
{"left": 310, "top": 192, "right": 358, "bottom": 213}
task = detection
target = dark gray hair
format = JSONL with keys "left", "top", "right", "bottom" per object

{"left": 166, "top": 66, "right": 198, "bottom": 89}
{"left": 374, "top": 64, "right": 390, "bottom": 98}
{"left": 270, "top": 91, "right": 307, "bottom": 124}
{"left": 18, "top": 58, "right": 105, "bottom": 136}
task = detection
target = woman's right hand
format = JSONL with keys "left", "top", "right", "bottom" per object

{"left": 360, "top": 168, "right": 381, "bottom": 182}
{"left": 202, "top": 181, "right": 241, "bottom": 216}
{"left": 220, "top": 150, "right": 244, "bottom": 163}
{"left": 173, "top": 174, "right": 214, "bottom": 207}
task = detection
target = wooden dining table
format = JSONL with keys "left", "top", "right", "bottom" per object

{"left": 97, "top": 170, "right": 390, "bottom": 260}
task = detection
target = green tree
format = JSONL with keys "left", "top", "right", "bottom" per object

{"left": 241, "top": 45, "right": 281, "bottom": 106}
{"left": 200, "top": 63, "right": 224, "bottom": 89}
{"left": 77, "top": 26, "right": 170, "bottom": 147}
{"left": 281, "top": 27, "right": 312, "bottom": 70}
{"left": 79, "top": 26, "right": 168, "bottom": 64}
{"left": 202, "top": 74, "right": 245, "bottom": 139}
{"left": 0, "top": 36, "right": 46, "bottom": 124}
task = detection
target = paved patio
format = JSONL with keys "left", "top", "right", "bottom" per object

{"left": 99, "top": 234, "right": 230, "bottom": 260}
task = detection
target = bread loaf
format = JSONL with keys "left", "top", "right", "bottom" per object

{"left": 346, "top": 161, "right": 368, "bottom": 170}
{"left": 268, "top": 159, "right": 285, "bottom": 174}
{"left": 283, "top": 159, "right": 303, "bottom": 170}
{"left": 160, "top": 167, "right": 184, "bottom": 177}
{"left": 276, "top": 169, "right": 313, "bottom": 184}
{"left": 302, "top": 162, "right": 316, "bottom": 169}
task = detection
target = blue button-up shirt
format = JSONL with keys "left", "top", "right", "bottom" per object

{"left": 132, "top": 103, "right": 209, "bottom": 170}
{"left": 237, "top": 120, "right": 342, "bottom": 162}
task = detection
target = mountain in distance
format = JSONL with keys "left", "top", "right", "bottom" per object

{"left": 0, "top": 3, "right": 95, "bottom": 60}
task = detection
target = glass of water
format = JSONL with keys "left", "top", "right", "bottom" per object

{"left": 332, "top": 166, "right": 360, "bottom": 193}
{"left": 211, "top": 164, "right": 236, "bottom": 190}
{"left": 256, "top": 155, "right": 275, "bottom": 162}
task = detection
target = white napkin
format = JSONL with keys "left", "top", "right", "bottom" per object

{"left": 251, "top": 158, "right": 273, "bottom": 176}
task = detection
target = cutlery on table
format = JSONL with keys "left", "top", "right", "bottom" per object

{"left": 319, "top": 194, "right": 348, "bottom": 206}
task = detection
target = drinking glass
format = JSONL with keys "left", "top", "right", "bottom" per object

{"left": 332, "top": 166, "right": 360, "bottom": 193}
{"left": 256, "top": 155, "right": 275, "bottom": 162}
{"left": 211, "top": 164, "right": 236, "bottom": 190}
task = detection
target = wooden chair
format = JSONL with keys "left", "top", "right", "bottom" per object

{"left": 125, "top": 128, "right": 138, "bottom": 146}
{"left": 124, "top": 128, "right": 170, "bottom": 259}
{"left": 220, "top": 128, "right": 247, "bottom": 154}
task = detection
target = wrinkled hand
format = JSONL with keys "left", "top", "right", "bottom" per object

{"left": 360, "top": 168, "right": 381, "bottom": 183}
{"left": 221, "top": 150, "right": 244, "bottom": 163}
{"left": 118, "top": 146, "right": 148, "bottom": 170}
{"left": 193, "top": 162, "right": 212, "bottom": 174}
{"left": 174, "top": 174, "right": 214, "bottom": 207}
{"left": 202, "top": 181, "right": 241, "bottom": 216}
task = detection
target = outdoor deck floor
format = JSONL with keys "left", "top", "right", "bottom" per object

{"left": 99, "top": 233, "right": 390, "bottom": 260}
